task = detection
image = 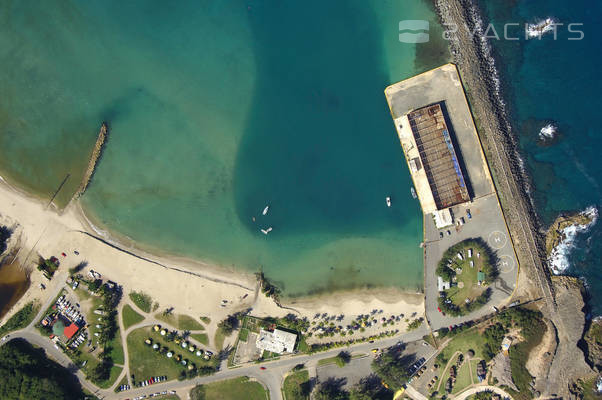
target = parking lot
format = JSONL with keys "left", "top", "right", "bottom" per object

{"left": 424, "top": 193, "right": 518, "bottom": 330}
{"left": 315, "top": 339, "right": 436, "bottom": 391}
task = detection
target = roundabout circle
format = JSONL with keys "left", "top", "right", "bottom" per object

{"left": 488, "top": 230, "right": 507, "bottom": 249}
{"left": 498, "top": 255, "right": 515, "bottom": 274}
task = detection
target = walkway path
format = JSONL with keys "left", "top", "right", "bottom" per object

{"left": 453, "top": 385, "right": 514, "bottom": 400}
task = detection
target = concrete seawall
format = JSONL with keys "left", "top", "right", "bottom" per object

{"left": 70, "top": 122, "right": 108, "bottom": 202}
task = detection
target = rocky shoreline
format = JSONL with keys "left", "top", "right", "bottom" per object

{"left": 433, "top": 1, "right": 592, "bottom": 397}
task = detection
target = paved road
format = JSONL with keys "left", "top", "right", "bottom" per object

{"left": 3, "top": 298, "right": 429, "bottom": 400}
{"left": 108, "top": 326, "right": 428, "bottom": 400}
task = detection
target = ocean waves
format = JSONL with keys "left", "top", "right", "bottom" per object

{"left": 548, "top": 206, "right": 598, "bottom": 274}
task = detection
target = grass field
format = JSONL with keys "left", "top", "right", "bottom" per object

{"left": 451, "top": 361, "right": 472, "bottom": 394}
{"left": 122, "top": 304, "right": 145, "bottom": 330}
{"left": 190, "top": 333, "right": 209, "bottom": 345}
{"left": 282, "top": 369, "right": 310, "bottom": 400}
{"left": 97, "top": 365, "right": 123, "bottom": 389}
{"left": 84, "top": 296, "right": 124, "bottom": 365}
{"left": 127, "top": 327, "right": 218, "bottom": 383}
{"left": 127, "top": 327, "right": 188, "bottom": 381}
{"left": 155, "top": 312, "right": 204, "bottom": 331}
{"left": 438, "top": 329, "right": 487, "bottom": 363}
{"left": 129, "top": 291, "right": 153, "bottom": 313}
{"left": 443, "top": 244, "right": 487, "bottom": 307}
{"left": 239, "top": 328, "right": 249, "bottom": 342}
{"left": 190, "top": 377, "right": 268, "bottom": 400}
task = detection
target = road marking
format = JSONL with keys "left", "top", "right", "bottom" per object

{"left": 488, "top": 231, "right": 507, "bottom": 249}
{"left": 498, "top": 255, "right": 515, "bottom": 274}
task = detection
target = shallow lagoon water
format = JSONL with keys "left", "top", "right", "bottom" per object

{"left": 0, "top": 0, "right": 449, "bottom": 296}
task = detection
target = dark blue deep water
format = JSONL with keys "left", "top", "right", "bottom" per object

{"left": 483, "top": 1, "right": 602, "bottom": 314}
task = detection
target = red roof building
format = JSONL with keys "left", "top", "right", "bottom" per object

{"left": 63, "top": 323, "right": 79, "bottom": 339}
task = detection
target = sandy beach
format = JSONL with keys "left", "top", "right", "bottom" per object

{"left": 0, "top": 178, "right": 424, "bottom": 346}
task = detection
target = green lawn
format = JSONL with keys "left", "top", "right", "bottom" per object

{"left": 444, "top": 245, "right": 487, "bottom": 306}
{"left": 122, "top": 304, "right": 145, "bottom": 330}
{"left": 190, "top": 377, "right": 268, "bottom": 400}
{"left": 239, "top": 328, "right": 249, "bottom": 342}
{"left": 190, "top": 333, "right": 209, "bottom": 345}
{"left": 451, "top": 361, "right": 472, "bottom": 394}
{"left": 155, "top": 312, "right": 204, "bottom": 331}
{"left": 438, "top": 328, "right": 487, "bottom": 363}
{"left": 97, "top": 365, "right": 123, "bottom": 389}
{"left": 127, "top": 327, "right": 218, "bottom": 383}
{"left": 129, "top": 291, "right": 153, "bottom": 313}
{"left": 84, "top": 296, "right": 124, "bottom": 365}
{"left": 108, "top": 331, "right": 125, "bottom": 365}
{"left": 317, "top": 356, "right": 339, "bottom": 367}
{"left": 282, "top": 369, "right": 310, "bottom": 400}
{"left": 127, "top": 327, "right": 188, "bottom": 381}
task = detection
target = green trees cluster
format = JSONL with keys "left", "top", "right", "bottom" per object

{"left": 0, "top": 339, "right": 84, "bottom": 400}
{"left": 371, "top": 350, "right": 412, "bottom": 391}
{"left": 314, "top": 374, "right": 393, "bottom": 400}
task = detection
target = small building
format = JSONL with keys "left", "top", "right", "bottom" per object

{"left": 467, "top": 248, "right": 473, "bottom": 258}
{"left": 256, "top": 328, "right": 297, "bottom": 354}
{"left": 437, "top": 276, "right": 450, "bottom": 291}
{"left": 456, "top": 252, "right": 464, "bottom": 261}
{"left": 477, "top": 271, "right": 485, "bottom": 283}
{"left": 469, "top": 260, "right": 474, "bottom": 268}
{"left": 63, "top": 322, "right": 79, "bottom": 340}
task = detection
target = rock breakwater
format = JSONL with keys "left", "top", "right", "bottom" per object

{"left": 70, "top": 122, "right": 108, "bottom": 203}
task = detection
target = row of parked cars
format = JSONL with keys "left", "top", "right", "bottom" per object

{"left": 118, "top": 384, "right": 131, "bottom": 392}
{"left": 408, "top": 357, "right": 426, "bottom": 375}
{"left": 138, "top": 376, "right": 167, "bottom": 387}
{"left": 131, "top": 390, "right": 176, "bottom": 400}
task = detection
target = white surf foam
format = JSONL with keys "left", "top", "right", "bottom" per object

{"left": 548, "top": 206, "right": 598, "bottom": 274}
{"left": 527, "top": 18, "right": 556, "bottom": 38}
{"left": 539, "top": 123, "right": 557, "bottom": 140}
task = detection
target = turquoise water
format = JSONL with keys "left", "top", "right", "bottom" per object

{"left": 482, "top": 1, "right": 602, "bottom": 314}
{"left": 0, "top": 0, "right": 448, "bottom": 296}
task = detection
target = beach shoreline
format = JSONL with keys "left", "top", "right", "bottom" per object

{"left": 0, "top": 175, "right": 424, "bottom": 344}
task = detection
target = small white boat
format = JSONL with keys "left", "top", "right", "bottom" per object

{"left": 411, "top": 187, "right": 417, "bottom": 199}
{"left": 262, "top": 206, "right": 269, "bottom": 215}
{"left": 386, "top": 196, "right": 391, "bottom": 207}
{"left": 261, "top": 227, "right": 273, "bottom": 235}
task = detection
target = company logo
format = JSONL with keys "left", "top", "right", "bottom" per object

{"left": 399, "top": 20, "right": 430, "bottom": 43}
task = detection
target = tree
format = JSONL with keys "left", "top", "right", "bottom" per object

{"left": 371, "top": 350, "right": 412, "bottom": 391}
{"left": 218, "top": 314, "right": 240, "bottom": 335}
{"left": 315, "top": 378, "right": 349, "bottom": 400}
{"left": 0, "top": 339, "right": 84, "bottom": 400}
{"left": 335, "top": 351, "right": 351, "bottom": 367}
